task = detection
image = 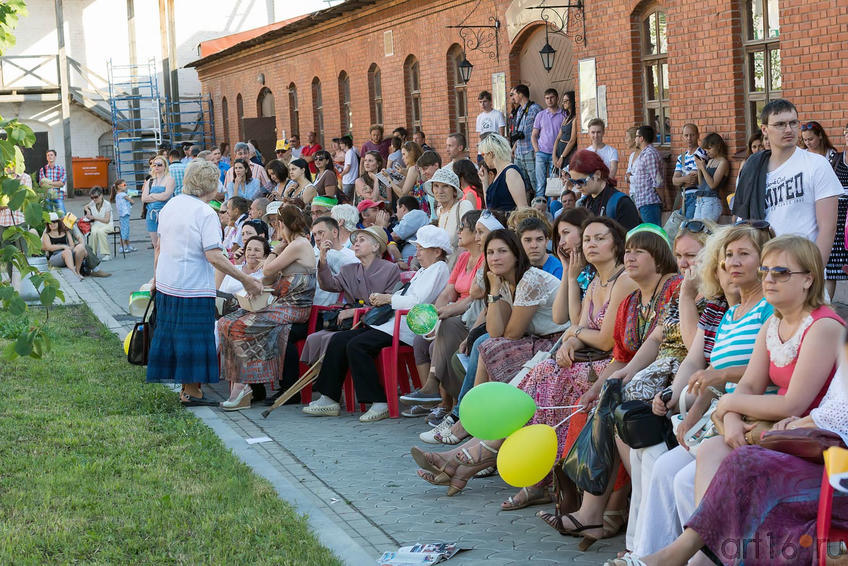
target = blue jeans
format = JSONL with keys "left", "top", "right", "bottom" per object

{"left": 48, "top": 196, "right": 66, "bottom": 214}
{"left": 683, "top": 191, "right": 697, "bottom": 219}
{"left": 451, "top": 332, "right": 489, "bottom": 419}
{"left": 639, "top": 203, "right": 662, "bottom": 226}
{"left": 534, "top": 151, "right": 553, "bottom": 198}
{"left": 119, "top": 214, "right": 131, "bottom": 241}
{"left": 513, "top": 152, "right": 536, "bottom": 197}
{"left": 693, "top": 196, "right": 723, "bottom": 222}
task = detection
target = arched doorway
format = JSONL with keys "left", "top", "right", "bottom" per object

{"left": 510, "top": 24, "right": 575, "bottom": 105}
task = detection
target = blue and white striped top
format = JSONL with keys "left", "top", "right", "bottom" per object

{"left": 709, "top": 297, "right": 774, "bottom": 370}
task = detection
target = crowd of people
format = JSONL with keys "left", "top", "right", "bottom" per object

{"left": 15, "top": 91, "right": 843, "bottom": 565}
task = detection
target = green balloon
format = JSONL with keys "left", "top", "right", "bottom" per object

{"left": 407, "top": 303, "right": 439, "bottom": 335}
{"left": 459, "top": 382, "right": 537, "bottom": 440}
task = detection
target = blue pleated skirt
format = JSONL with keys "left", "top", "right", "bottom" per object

{"left": 146, "top": 292, "right": 218, "bottom": 384}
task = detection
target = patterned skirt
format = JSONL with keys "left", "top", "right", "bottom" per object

{"left": 517, "top": 357, "right": 612, "bottom": 455}
{"left": 826, "top": 195, "right": 848, "bottom": 280}
{"left": 477, "top": 334, "right": 559, "bottom": 384}
{"left": 147, "top": 292, "right": 218, "bottom": 385}
{"left": 217, "top": 304, "right": 311, "bottom": 384}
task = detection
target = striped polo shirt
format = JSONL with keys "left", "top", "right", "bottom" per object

{"left": 709, "top": 297, "right": 774, "bottom": 370}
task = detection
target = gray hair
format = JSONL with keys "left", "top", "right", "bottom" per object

{"left": 189, "top": 144, "right": 202, "bottom": 156}
{"left": 182, "top": 159, "right": 220, "bottom": 197}
{"left": 234, "top": 142, "right": 250, "bottom": 153}
{"left": 478, "top": 133, "right": 512, "bottom": 163}
{"left": 331, "top": 204, "right": 359, "bottom": 231}
{"left": 196, "top": 150, "right": 212, "bottom": 160}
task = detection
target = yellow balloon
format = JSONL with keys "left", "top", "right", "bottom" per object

{"left": 496, "top": 424, "right": 558, "bottom": 488}
{"left": 123, "top": 332, "right": 132, "bottom": 355}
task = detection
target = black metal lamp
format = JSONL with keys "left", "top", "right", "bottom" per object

{"left": 458, "top": 56, "right": 474, "bottom": 84}
{"left": 539, "top": 29, "right": 556, "bottom": 72}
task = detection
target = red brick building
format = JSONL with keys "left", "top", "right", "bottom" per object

{"left": 191, "top": 0, "right": 848, "bottom": 208}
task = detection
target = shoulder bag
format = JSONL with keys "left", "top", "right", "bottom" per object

{"left": 759, "top": 427, "right": 845, "bottom": 464}
{"left": 128, "top": 292, "right": 156, "bottom": 366}
{"left": 614, "top": 399, "right": 677, "bottom": 449}
{"left": 362, "top": 282, "right": 410, "bottom": 326}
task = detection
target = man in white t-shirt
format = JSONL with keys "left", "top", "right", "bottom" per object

{"left": 339, "top": 134, "right": 359, "bottom": 198}
{"left": 475, "top": 90, "right": 506, "bottom": 156}
{"left": 585, "top": 118, "right": 620, "bottom": 179}
{"left": 312, "top": 216, "right": 358, "bottom": 307}
{"left": 734, "top": 99, "right": 841, "bottom": 264}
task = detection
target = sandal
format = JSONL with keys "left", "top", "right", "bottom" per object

{"left": 474, "top": 465, "right": 497, "bottom": 478}
{"left": 552, "top": 460, "right": 581, "bottom": 514}
{"left": 501, "top": 486, "right": 553, "bottom": 511}
{"left": 537, "top": 510, "right": 603, "bottom": 550}
{"left": 455, "top": 441, "right": 498, "bottom": 466}
{"left": 411, "top": 446, "right": 456, "bottom": 477}
{"left": 446, "top": 458, "right": 497, "bottom": 496}
{"left": 603, "top": 555, "right": 647, "bottom": 566}
{"left": 417, "top": 469, "right": 450, "bottom": 486}
{"left": 179, "top": 393, "right": 217, "bottom": 406}
{"left": 603, "top": 509, "right": 628, "bottom": 538}
{"left": 435, "top": 420, "right": 469, "bottom": 445}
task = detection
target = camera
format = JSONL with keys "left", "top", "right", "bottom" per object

{"left": 694, "top": 147, "right": 709, "bottom": 161}
{"left": 509, "top": 131, "right": 525, "bottom": 145}
{"left": 660, "top": 386, "right": 673, "bottom": 404}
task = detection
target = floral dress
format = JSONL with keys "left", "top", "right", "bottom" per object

{"left": 217, "top": 270, "right": 315, "bottom": 384}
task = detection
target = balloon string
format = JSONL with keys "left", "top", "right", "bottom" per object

{"left": 538, "top": 404, "right": 583, "bottom": 410}
{"left": 554, "top": 407, "right": 585, "bottom": 429}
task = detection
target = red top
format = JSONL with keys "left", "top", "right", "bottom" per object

{"left": 612, "top": 275, "right": 682, "bottom": 363}
{"left": 767, "top": 305, "right": 845, "bottom": 416}
{"left": 301, "top": 144, "right": 322, "bottom": 174}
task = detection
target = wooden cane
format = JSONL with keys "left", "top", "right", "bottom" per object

{"left": 261, "top": 319, "right": 364, "bottom": 418}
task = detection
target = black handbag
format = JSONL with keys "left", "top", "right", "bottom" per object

{"left": 318, "top": 307, "right": 354, "bottom": 332}
{"left": 614, "top": 400, "right": 678, "bottom": 450}
{"left": 361, "top": 283, "right": 410, "bottom": 326}
{"left": 563, "top": 378, "right": 622, "bottom": 495}
{"left": 127, "top": 292, "right": 155, "bottom": 366}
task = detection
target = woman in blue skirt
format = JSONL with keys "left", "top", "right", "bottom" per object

{"left": 147, "top": 159, "right": 263, "bottom": 405}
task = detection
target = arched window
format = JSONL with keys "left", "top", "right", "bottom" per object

{"left": 257, "top": 87, "right": 275, "bottom": 118}
{"left": 338, "top": 71, "right": 352, "bottom": 135}
{"left": 368, "top": 63, "right": 383, "bottom": 127}
{"left": 311, "top": 77, "right": 324, "bottom": 146}
{"left": 288, "top": 83, "right": 299, "bottom": 138}
{"left": 403, "top": 55, "right": 422, "bottom": 133}
{"left": 640, "top": 8, "right": 669, "bottom": 145}
{"left": 743, "top": 0, "right": 781, "bottom": 132}
{"left": 446, "top": 44, "right": 468, "bottom": 141}
{"left": 236, "top": 93, "right": 244, "bottom": 141}
{"left": 221, "top": 96, "right": 230, "bottom": 143}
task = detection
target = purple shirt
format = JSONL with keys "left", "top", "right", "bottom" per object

{"left": 533, "top": 108, "right": 566, "bottom": 154}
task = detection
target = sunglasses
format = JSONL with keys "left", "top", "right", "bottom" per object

{"left": 314, "top": 156, "right": 326, "bottom": 161}
{"left": 757, "top": 266, "right": 810, "bottom": 282}
{"left": 570, "top": 177, "right": 588, "bottom": 186}
{"left": 680, "top": 220, "right": 712, "bottom": 235}
{"left": 801, "top": 122, "right": 820, "bottom": 132}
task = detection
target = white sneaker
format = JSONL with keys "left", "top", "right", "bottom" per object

{"left": 100, "top": 254, "right": 112, "bottom": 261}
{"left": 359, "top": 403, "right": 389, "bottom": 422}
{"left": 419, "top": 414, "right": 455, "bottom": 443}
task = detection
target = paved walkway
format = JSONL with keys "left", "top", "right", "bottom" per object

{"left": 44, "top": 196, "right": 848, "bottom": 564}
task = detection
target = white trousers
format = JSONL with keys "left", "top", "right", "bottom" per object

{"left": 625, "top": 442, "right": 670, "bottom": 551}
{"left": 632, "top": 444, "right": 697, "bottom": 556}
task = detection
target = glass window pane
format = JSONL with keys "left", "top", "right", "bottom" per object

{"left": 375, "top": 101, "right": 383, "bottom": 125}
{"left": 646, "top": 65, "right": 659, "bottom": 100}
{"left": 412, "top": 63, "right": 420, "bottom": 92}
{"left": 662, "top": 108, "right": 671, "bottom": 145}
{"left": 412, "top": 96, "right": 421, "bottom": 122}
{"left": 661, "top": 62, "right": 669, "bottom": 99}
{"left": 769, "top": 48, "right": 782, "bottom": 91}
{"left": 657, "top": 12, "right": 667, "bottom": 54}
{"left": 645, "top": 13, "right": 658, "bottom": 55}
{"left": 749, "top": 51, "right": 765, "bottom": 92}
{"left": 767, "top": 0, "right": 780, "bottom": 38}
{"left": 751, "top": 100, "right": 765, "bottom": 128}
{"left": 375, "top": 71, "right": 382, "bottom": 98}
{"left": 456, "top": 89, "right": 466, "bottom": 119}
{"left": 749, "top": 0, "right": 764, "bottom": 40}
{"left": 647, "top": 108, "right": 660, "bottom": 143}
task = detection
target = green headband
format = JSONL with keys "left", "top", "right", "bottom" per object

{"left": 209, "top": 200, "right": 222, "bottom": 211}
{"left": 626, "top": 223, "right": 671, "bottom": 247}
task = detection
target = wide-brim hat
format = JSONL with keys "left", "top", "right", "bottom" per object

{"left": 262, "top": 200, "right": 283, "bottom": 223}
{"left": 415, "top": 224, "right": 453, "bottom": 255}
{"left": 350, "top": 225, "right": 388, "bottom": 254}
{"left": 423, "top": 166, "right": 463, "bottom": 199}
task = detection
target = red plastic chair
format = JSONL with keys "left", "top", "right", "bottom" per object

{"left": 817, "top": 448, "right": 848, "bottom": 565}
{"left": 346, "top": 308, "right": 421, "bottom": 418}
{"left": 292, "top": 294, "right": 346, "bottom": 404}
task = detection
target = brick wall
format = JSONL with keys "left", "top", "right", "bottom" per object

{"left": 195, "top": 0, "right": 848, "bottom": 208}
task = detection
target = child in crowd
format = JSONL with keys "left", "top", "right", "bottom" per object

{"left": 114, "top": 179, "right": 136, "bottom": 253}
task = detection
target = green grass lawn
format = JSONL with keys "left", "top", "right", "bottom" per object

{"left": 0, "top": 305, "right": 341, "bottom": 565}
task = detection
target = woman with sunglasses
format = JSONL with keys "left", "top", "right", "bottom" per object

{"left": 570, "top": 150, "right": 641, "bottom": 231}
{"left": 141, "top": 155, "right": 176, "bottom": 247}
{"left": 622, "top": 223, "right": 773, "bottom": 560}
{"left": 614, "top": 235, "right": 845, "bottom": 566}
{"left": 303, "top": 150, "right": 338, "bottom": 203}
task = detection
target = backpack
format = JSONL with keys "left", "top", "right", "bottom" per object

{"left": 605, "top": 191, "right": 624, "bottom": 220}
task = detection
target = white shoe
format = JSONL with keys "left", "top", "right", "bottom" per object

{"left": 220, "top": 386, "right": 252, "bottom": 411}
{"left": 419, "top": 414, "right": 455, "bottom": 443}
{"left": 302, "top": 401, "right": 340, "bottom": 416}
{"left": 100, "top": 254, "right": 112, "bottom": 261}
{"left": 359, "top": 403, "right": 389, "bottom": 422}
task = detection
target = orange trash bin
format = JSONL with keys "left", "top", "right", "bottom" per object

{"left": 71, "top": 157, "right": 111, "bottom": 191}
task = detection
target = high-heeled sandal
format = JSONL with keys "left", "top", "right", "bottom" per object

{"left": 536, "top": 510, "right": 603, "bottom": 549}
{"left": 455, "top": 441, "right": 498, "bottom": 466}
{"left": 446, "top": 457, "right": 498, "bottom": 496}
{"left": 417, "top": 469, "right": 450, "bottom": 486}
{"left": 411, "top": 446, "right": 454, "bottom": 477}
{"left": 501, "top": 486, "right": 553, "bottom": 511}
{"left": 603, "top": 509, "right": 628, "bottom": 538}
